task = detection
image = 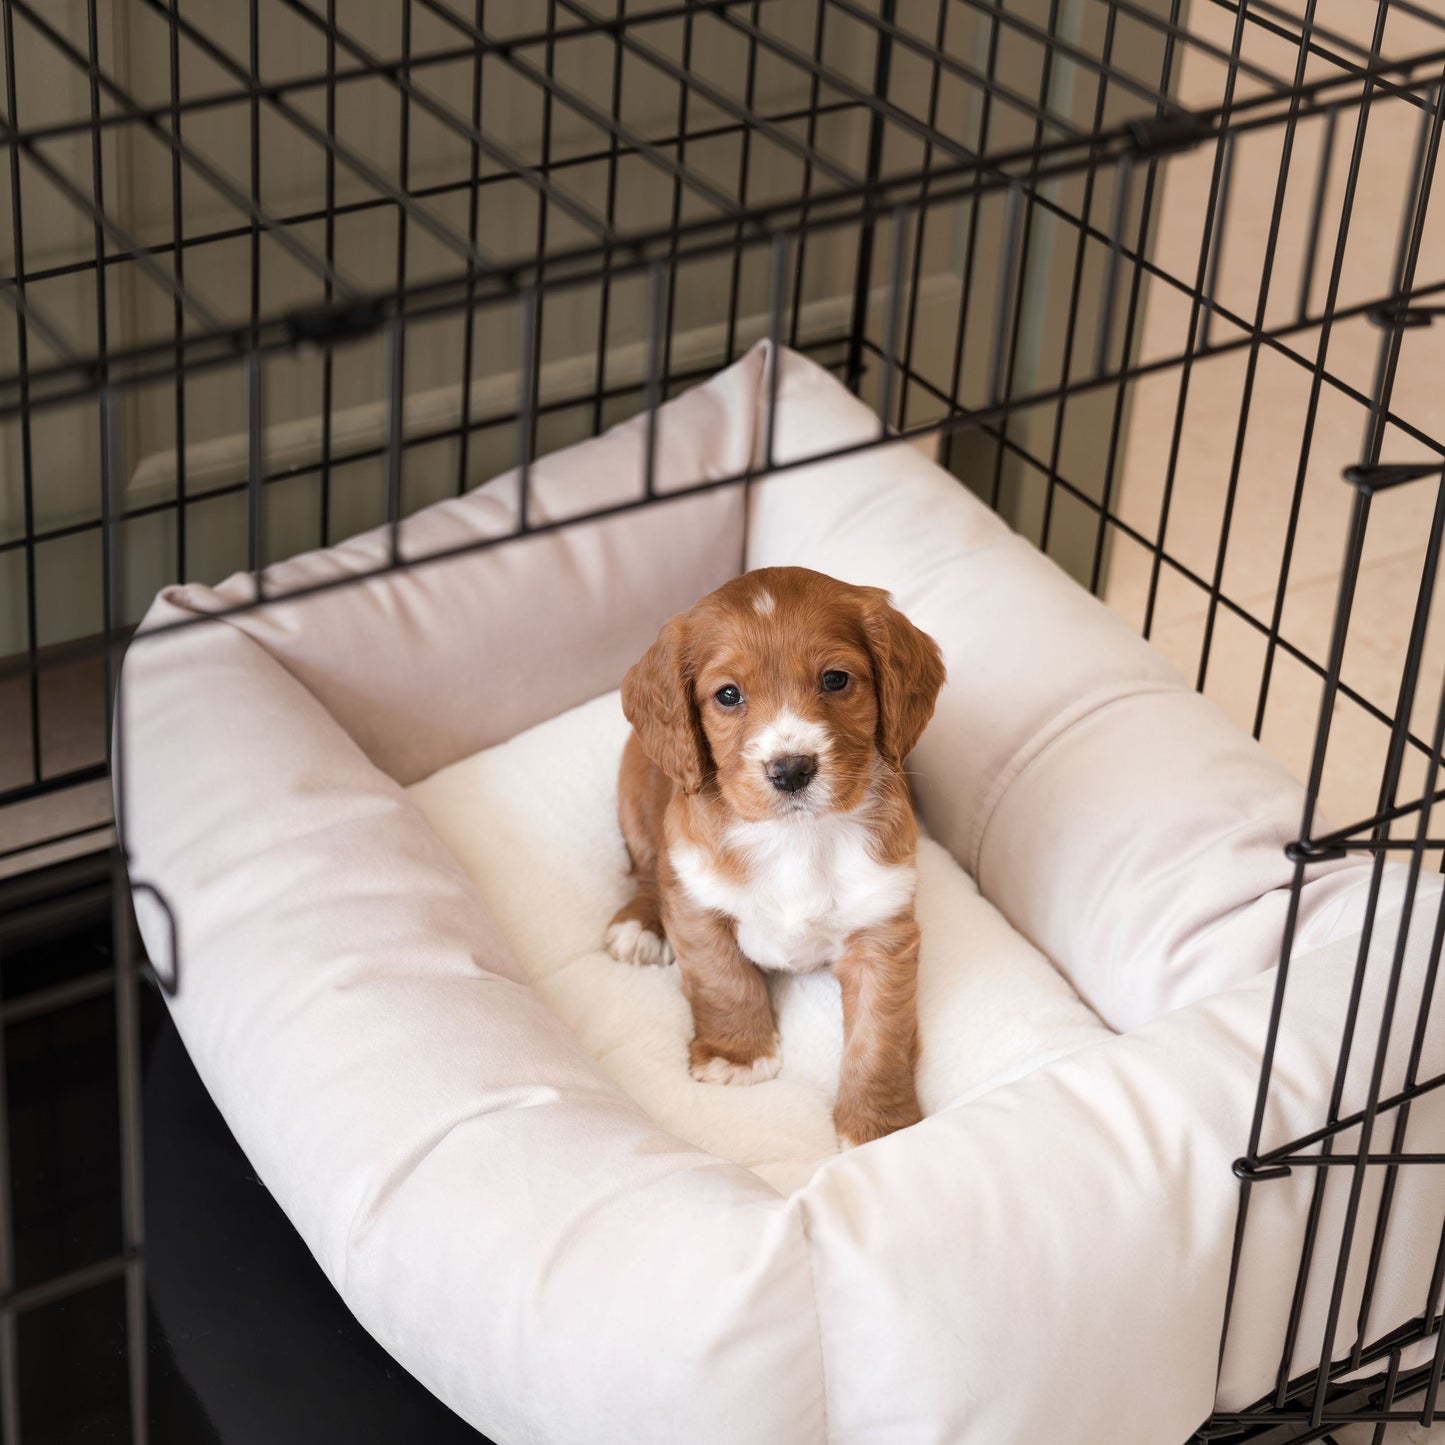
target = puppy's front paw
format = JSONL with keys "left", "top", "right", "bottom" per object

{"left": 689, "top": 1037, "right": 782, "bottom": 1086}
{"left": 605, "top": 917, "right": 674, "bottom": 967}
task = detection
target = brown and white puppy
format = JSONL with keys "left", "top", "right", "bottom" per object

{"left": 606, "top": 565, "right": 946, "bottom": 1148}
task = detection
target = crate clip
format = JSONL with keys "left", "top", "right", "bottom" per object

{"left": 285, "top": 299, "right": 386, "bottom": 348}
{"left": 1124, "top": 108, "right": 1213, "bottom": 158}
{"left": 1233, "top": 1156, "right": 1293, "bottom": 1181}
{"left": 1343, "top": 461, "right": 1445, "bottom": 496}
{"left": 1367, "top": 300, "right": 1442, "bottom": 330}
{"left": 1286, "top": 838, "right": 1348, "bottom": 864}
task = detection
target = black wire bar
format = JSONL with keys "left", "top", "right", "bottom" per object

{"left": 0, "top": 3, "right": 1442, "bottom": 405}
{"left": 3, "top": 6, "right": 1445, "bottom": 1444}
{"left": 5, "top": 218, "right": 1444, "bottom": 826}
{"left": 1217, "top": 23, "right": 1445, "bottom": 1423}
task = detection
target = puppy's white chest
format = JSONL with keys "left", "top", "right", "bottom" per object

{"left": 671, "top": 816, "right": 916, "bottom": 973}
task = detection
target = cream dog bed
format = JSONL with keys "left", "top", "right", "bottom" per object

{"left": 122, "top": 343, "right": 1445, "bottom": 1445}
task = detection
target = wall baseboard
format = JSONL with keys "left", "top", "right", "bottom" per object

{"left": 123, "top": 271, "right": 963, "bottom": 512}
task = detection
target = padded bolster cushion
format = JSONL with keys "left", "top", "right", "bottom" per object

{"left": 140, "top": 343, "right": 766, "bottom": 786}
{"left": 792, "top": 881, "right": 1445, "bottom": 1443}
{"left": 747, "top": 348, "right": 1357, "bottom": 1029}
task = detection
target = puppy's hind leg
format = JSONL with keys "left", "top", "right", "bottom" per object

{"left": 606, "top": 732, "right": 675, "bottom": 967}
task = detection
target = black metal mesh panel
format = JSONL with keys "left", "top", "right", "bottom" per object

{"left": 0, "top": 2, "right": 1443, "bottom": 1439}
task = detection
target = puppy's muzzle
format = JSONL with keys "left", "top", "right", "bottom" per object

{"left": 765, "top": 753, "right": 818, "bottom": 794}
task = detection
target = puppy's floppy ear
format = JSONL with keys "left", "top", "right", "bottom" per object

{"left": 621, "top": 615, "right": 711, "bottom": 795}
{"left": 859, "top": 588, "right": 946, "bottom": 768}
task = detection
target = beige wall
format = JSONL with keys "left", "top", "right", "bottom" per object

{"left": 0, "top": 2, "right": 931, "bottom": 653}
{"left": 1, "top": 1, "right": 1198, "bottom": 663}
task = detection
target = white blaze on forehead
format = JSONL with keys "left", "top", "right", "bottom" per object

{"left": 752, "top": 589, "right": 775, "bottom": 615}
{"left": 743, "top": 707, "right": 830, "bottom": 762}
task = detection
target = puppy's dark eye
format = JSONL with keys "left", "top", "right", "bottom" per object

{"left": 821, "top": 670, "right": 850, "bottom": 692}
{"left": 715, "top": 685, "right": 743, "bottom": 707}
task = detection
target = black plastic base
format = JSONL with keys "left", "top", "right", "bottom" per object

{"left": 3, "top": 862, "right": 491, "bottom": 1444}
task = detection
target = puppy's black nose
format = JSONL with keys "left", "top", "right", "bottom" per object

{"left": 766, "top": 754, "right": 817, "bottom": 794}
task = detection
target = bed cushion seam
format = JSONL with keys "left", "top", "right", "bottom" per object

{"left": 794, "top": 1193, "right": 833, "bottom": 1445}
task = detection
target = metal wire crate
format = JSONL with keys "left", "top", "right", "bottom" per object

{"left": 0, "top": 0, "right": 1443, "bottom": 1440}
